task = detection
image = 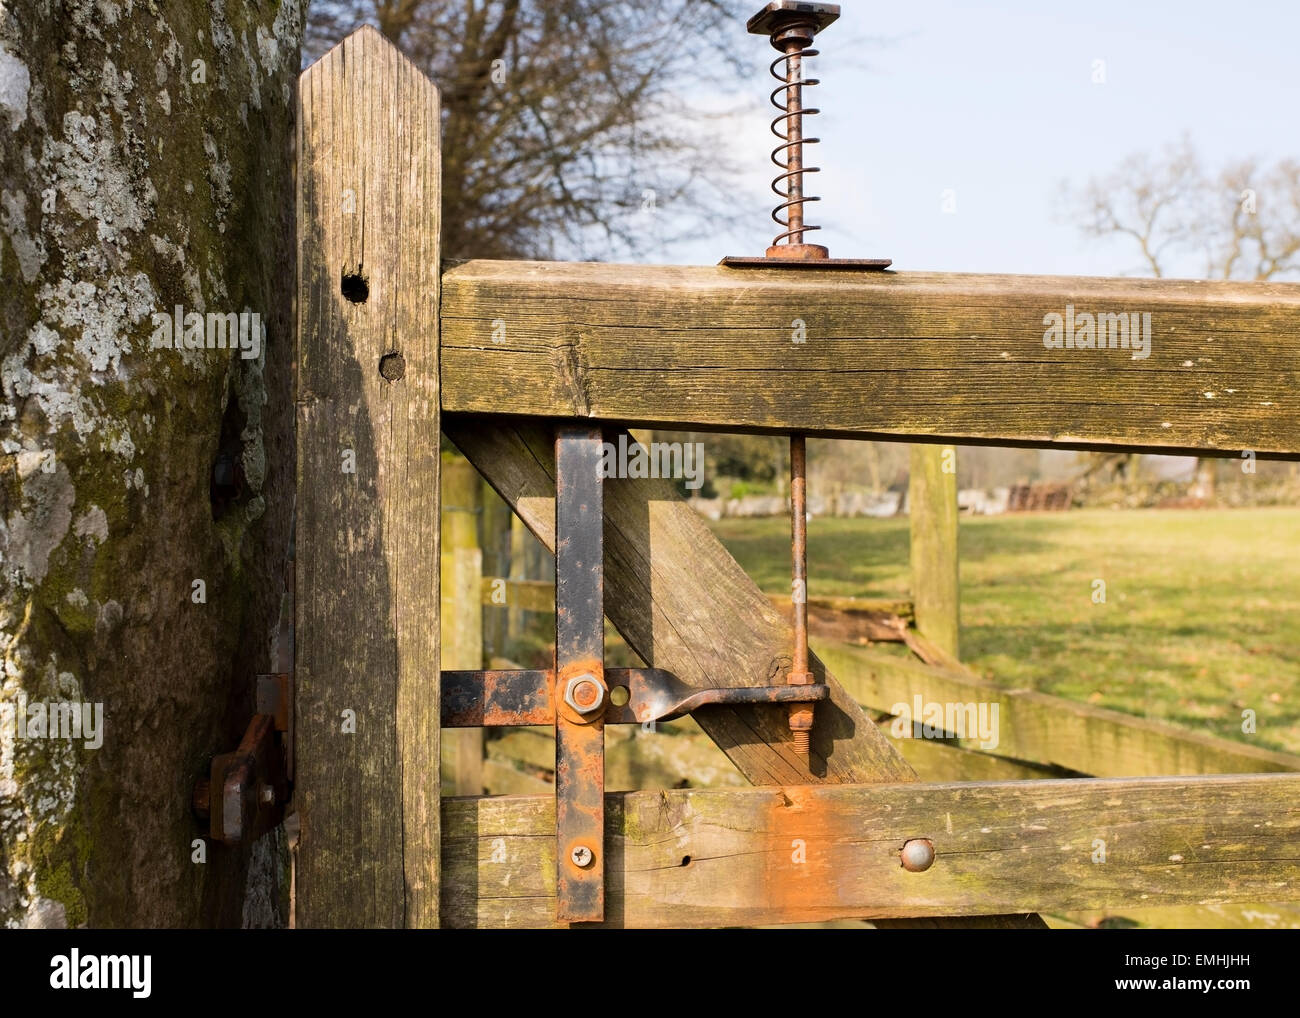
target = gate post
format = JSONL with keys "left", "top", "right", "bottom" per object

{"left": 296, "top": 26, "right": 443, "bottom": 927}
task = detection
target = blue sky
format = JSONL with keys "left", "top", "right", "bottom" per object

{"left": 662, "top": 0, "right": 1300, "bottom": 276}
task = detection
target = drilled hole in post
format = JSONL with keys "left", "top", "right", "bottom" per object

{"left": 341, "top": 268, "right": 369, "bottom": 303}
{"left": 680, "top": 855, "right": 691, "bottom": 867}
{"left": 379, "top": 352, "right": 405, "bottom": 381}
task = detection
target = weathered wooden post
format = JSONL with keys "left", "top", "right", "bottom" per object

{"left": 296, "top": 26, "right": 442, "bottom": 927}
{"left": 442, "top": 455, "right": 484, "bottom": 795}
{"left": 909, "top": 444, "right": 960, "bottom": 659}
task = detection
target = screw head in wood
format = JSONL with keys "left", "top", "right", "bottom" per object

{"left": 900, "top": 838, "right": 935, "bottom": 872}
{"left": 570, "top": 845, "right": 594, "bottom": 868}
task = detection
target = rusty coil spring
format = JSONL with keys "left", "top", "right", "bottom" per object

{"left": 767, "top": 46, "right": 821, "bottom": 248}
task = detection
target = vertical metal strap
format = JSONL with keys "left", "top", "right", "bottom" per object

{"left": 554, "top": 426, "right": 606, "bottom": 923}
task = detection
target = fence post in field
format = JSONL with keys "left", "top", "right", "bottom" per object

{"left": 296, "top": 27, "right": 442, "bottom": 927}
{"left": 909, "top": 444, "right": 960, "bottom": 659}
{"left": 442, "top": 456, "right": 485, "bottom": 795}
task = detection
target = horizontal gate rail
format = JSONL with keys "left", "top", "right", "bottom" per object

{"left": 442, "top": 774, "right": 1300, "bottom": 928}
{"left": 441, "top": 260, "right": 1300, "bottom": 457}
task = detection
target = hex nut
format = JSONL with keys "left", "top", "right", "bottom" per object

{"left": 564, "top": 673, "right": 605, "bottom": 715}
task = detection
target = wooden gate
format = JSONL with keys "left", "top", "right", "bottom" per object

{"left": 293, "top": 27, "right": 1300, "bottom": 928}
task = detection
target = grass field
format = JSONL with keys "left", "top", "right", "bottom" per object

{"left": 709, "top": 507, "right": 1300, "bottom": 756}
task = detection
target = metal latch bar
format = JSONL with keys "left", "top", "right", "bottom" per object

{"left": 554, "top": 426, "right": 606, "bottom": 923}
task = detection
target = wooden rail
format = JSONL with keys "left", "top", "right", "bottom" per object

{"left": 441, "top": 261, "right": 1300, "bottom": 456}
{"left": 482, "top": 716, "right": 1054, "bottom": 792}
{"left": 442, "top": 774, "right": 1300, "bottom": 928}
{"left": 821, "top": 642, "right": 1300, "bottom": 777}
{"left": 476, "top": 577, "right": 913, "bottom": 623}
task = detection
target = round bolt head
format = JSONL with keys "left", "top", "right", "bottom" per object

{"left": 900, "top": 838, "right": 935, "bottom": 872}
{"left": 564, "top": 673, "right": 605, "bottom": 715}
{"left": 570, "top": 845, "right": 594, "bottom": 868}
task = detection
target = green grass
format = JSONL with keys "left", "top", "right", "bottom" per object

{"left": 709, "top": 508, "right": 1300, "bottom": 755}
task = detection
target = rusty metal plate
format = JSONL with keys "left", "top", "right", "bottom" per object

{"left": 554, "top": 426, "right": 606, "bottom": 923}
{"left": 441, "top": 667, "right": 829, "bottom": 728}
{"left": 442, "top": 668, "right": 555, "bottom": 726}
{"left": 208, "top": 714, "right": 288, "bottom": 845}
{"left": 719, "top": 256, "right": 892, "bottom": 269}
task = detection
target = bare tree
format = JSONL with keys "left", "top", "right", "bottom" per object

{"left": 307, "top": 0, "right": 755, "bottom": 260}
{"left": 1059, "top": 138, "right": 1300, "bottom": 497}
{"left": 1060, "top": 136, "right": 1300, "bottom": 283}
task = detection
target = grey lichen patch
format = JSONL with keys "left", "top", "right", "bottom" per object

{"left": 72, "top": 505, "right": 108, "bottom": 544}
{"left": 0, "top": 656, "right": 88, "bottom": 928}
{"left": 1, "top": 459, "right": 75, "bottom": 586}
{"left": 51, "top": 109, "right": 153, "bottom": 238}
{"left": 202, "top": 132, "right": 232, "bottom": 232}
{"left": 239, "top": 30, "right": 262, "bottom": 111}
{"left": 43, "top": 272, "right": 154, "bottom": 375}
{"left": 17, "top": 895, "right": 68, "bottom": 928}
{"left": 0, "top": 186, "right": 44, "bottom": 282}
{"left": 235, "top": 317, "right": 268, "bottom": 503}
{"left": 0, "top": 43, "right": 30, "bottom": 131}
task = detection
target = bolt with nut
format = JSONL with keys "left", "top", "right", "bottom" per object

{"left": 563, "top": 672, "right": 605, "bottom": 716}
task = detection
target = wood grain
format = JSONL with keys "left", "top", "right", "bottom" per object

{"left": 296, "top": 26, "right": 442, "bottom": 927}
{"left": 441, "top": 774, "right": 1300, "bottom": 927}
{"left": 440, "top": 261, "right": 1300, "bottom": 456}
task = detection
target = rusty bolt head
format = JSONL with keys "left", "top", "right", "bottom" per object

{"left": 570, "top": 845, "right": 594, "bottom": 868}
{"left": 900, "top": 838, "right": 935, "bottom": 872}
{"left": 564, "top": 674, "right": 604, "bottom": 715}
